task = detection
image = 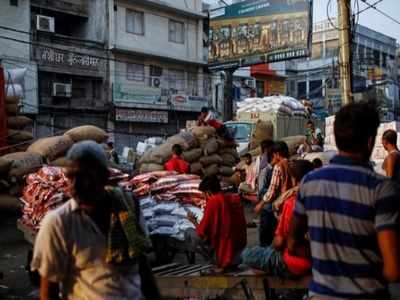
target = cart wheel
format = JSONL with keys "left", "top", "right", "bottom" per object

{"left": 26, "top": 250, "right": 40, "bottom": 287}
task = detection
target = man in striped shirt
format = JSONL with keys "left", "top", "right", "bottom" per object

{"left": 288, "top": 102, "right": 400, "bottom": 299}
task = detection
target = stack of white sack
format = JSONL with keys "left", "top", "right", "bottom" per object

{"left": 236, "top": 96, "right": 307, "bottom": 117}
{"left": 120, "top": 171, "right": 205, "bottom": 241}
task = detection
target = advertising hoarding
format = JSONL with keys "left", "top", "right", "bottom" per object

{"left": 209, "top": 0, "right": 312, "bottom": 70}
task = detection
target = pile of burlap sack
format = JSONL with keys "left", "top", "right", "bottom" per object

{"left": 0, "top": 125, "right": 109, "bottom": 202}
{"left": 138, "top": 126, "right": 240, "bottom": 182}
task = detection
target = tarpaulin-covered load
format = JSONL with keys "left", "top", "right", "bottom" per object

{"left": 237, "top": 96, "right": 307, "bottom": 117}
{"left": 120, "top": 171, "right": 206, "bottom": 241}
{"left": 138, "top": 127, "right": 240, "bottom": 181}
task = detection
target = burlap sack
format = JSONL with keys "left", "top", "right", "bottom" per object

{"left": 0, "top": 157, "right": 12, "bottom": 174}
{"left": 190, "top": 126, "right": 216, "bottom": 138}
{"left": 7, "top": 130, "right": 33, "bottom": 144}
{"left": 253, "top": 120, "right": 273, "bottom": 140}
{"left": 28, "top": 135, "right": 73, "bottom": 161}
{"left": 203, "top": 138, "right": 219, "bottom": 156}
{"left": 50, "top": 157, "right": 71, "bottom": 168}
{"left": 7, "top": 116, "right": 33, "bottom": 129}
{"left": 220, "top": 153, "right": 238, "bottom": 167}
{"left": 150, "top": 143, "right": 173, "bottom": 163}
{"left": 190, "top": 162, "right": 203, "bottom": 175}
{"left": 249, "top": 120, "right": 274, "bottom": 150}
{"left": 203, "top": 164, "right": 219, "bottom": 177}
{"left": 219, "top": 166, "right": 235, "bottom": 177}
{"left": 166, "top": 132, "right": 197, "bottom": 151}
{"left": 139, "top": 144, "right": 172, "bottom": 165}
{"left": 281, "top": 135, "right": 306, "bottom": 156}
{"left": 0, "top": 194, "right": 20, "bottom": 212}
{"left": 181, "top": 148, "right": 203, "bottom": 163}
{"left": 219, "top": 147, "right": 240, "bottom": 160}
{"left": 64, "top": 125, "right": 108, "bottom": 143}
{"left": 139, "top": 163, "right": 165, "bottom": 173}
{"left": 6, "top": 103, "right": 19, "bottom": 115}
{"left": 199, "top": 154, "right": 223, "bottom": 166}
{"left": 2, "top": 152, "right": 43, "bottom": 177}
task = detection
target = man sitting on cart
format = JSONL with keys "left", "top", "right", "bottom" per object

{"left": 187, "top": 175, "right": 247, "bottom": 272}
{"left": 241, "top": 160, "right": 313, "bottom": 278}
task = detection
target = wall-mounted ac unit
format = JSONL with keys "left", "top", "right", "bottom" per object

{"left": 244, "top": 79, "right": 256, "bottom": 89}
{"left": 52, "top": 83, "right": 71, "bottom": 97}
{"left": 150, "top": 77, "right": 161, "bottom": 88}
{"left": 36, "top": 15, "right": 55, "bottom": 33}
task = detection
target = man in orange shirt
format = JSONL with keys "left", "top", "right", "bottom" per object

{"left": 164, "top": 144, "right": 189, "bottom": 174}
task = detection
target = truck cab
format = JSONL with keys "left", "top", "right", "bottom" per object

{"left": 224, "top": 121, "right": 255, "bottom": 155}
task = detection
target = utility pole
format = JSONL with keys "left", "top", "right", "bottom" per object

{"left": 337, "top": 0, "right": 353, "bottom": 105}
{"left": 223, "top": 69, "right": 235, "bottom": 121}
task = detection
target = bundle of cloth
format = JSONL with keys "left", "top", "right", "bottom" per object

{"left": 20, "top": 166, "right": 69, "bottom": 231}
{"left": 237, "top": 96, "right": 307, "bottom": 117}
{"left": 19, "top": 166, "right": 128, "bottom": 231}
{"left": 120, "top": 171, "right": 205, "bottom": 240}
{"left": 138, "top": 127, "right": 240, "bottom": 185}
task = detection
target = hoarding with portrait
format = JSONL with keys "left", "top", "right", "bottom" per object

{"left": 209, "top": 0, "right": 313, "bottom": 70}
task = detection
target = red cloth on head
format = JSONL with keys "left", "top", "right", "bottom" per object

{"left": 196, "top": 193, "right": 247, "bottom": 268}
{"left": 275, "top": 195, "right": 311, "bottom": 276}
{"left": 164, "top": 155, "right": 189, "bottom": 174}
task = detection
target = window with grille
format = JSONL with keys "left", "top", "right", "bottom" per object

{"left": 126, "top": 63, "right": 145, "bottom": 82}
{"left": 169, "top": 20, "right": 185, "bottom": 44}
{"left": 150, "top": 65, "right": 163, "bottom": 77}
{"left": 126, "top": 10, "right": 144, "bottom": 35}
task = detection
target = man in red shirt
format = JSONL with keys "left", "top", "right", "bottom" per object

{"left": 188, "top": 175, "right": 247, "bottom": 271}
{"left": 241, "top": 160, "right": 313, "bottom": 277}
{"left": 164, "top": 144, "right": 189, "bottom": 174}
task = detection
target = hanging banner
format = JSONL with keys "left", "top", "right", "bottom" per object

{"left": 209, "top": 0, "right": 313, "bottom": 70}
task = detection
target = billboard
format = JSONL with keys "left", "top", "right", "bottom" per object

{"left": 209, "top": 0, "right": 312, "bottom": 70}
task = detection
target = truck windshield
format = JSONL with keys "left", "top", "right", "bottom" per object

{"left": 225, "top": 123, "right": 253, "bottom": 142}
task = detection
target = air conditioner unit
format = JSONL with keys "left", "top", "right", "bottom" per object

{"left": 36, "top": 15, "right": 55, "bottom": 33}
{"left": 52, "top": 83, "right": 71, "bottom": 97}
{"left": 244, "top": 79, "right": 256, "bottom": 89}
{"left": 150, "top": 77, "right": 161, "bottom": 88}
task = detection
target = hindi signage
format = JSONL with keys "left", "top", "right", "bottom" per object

{"left": 36, "top": 47, "right": 101, "bottom": 69}
{"left": 209, "top": 0, "right": 312, "bottom": 70}
{"left": 115, "top": 108, "right": 168, "bottom": 123}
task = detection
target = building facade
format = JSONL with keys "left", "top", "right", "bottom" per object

{"left": 281, "top": 18, "right": 398, "bottom": 120}
{"left": 108, "top": 0, "right": 211, "bottom": 152}
{"left": 30, "top": 0, "right": 110, "bottom": 138}
{"left": 0, "top": 0, "right": 38, "bottom": 115}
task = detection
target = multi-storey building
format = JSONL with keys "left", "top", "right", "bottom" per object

{"left": 108, "top": 0, "right": 211, "bottom": 151}
{"left": 282, "top": 18, "right": 398, "bottom": 119}
{"left": 30, "top": 0, "right": 110, "bottom": 137}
